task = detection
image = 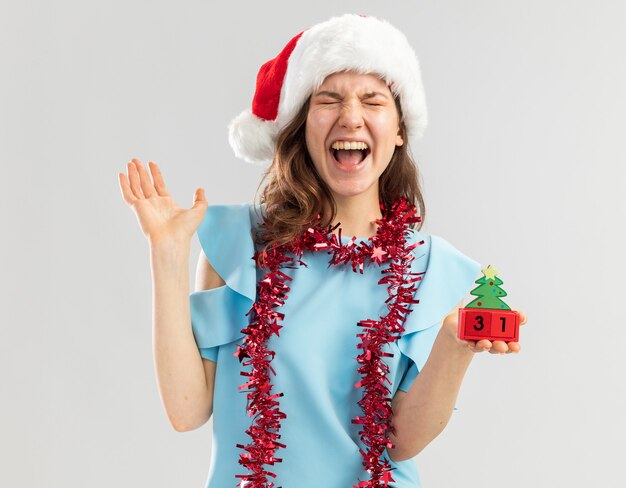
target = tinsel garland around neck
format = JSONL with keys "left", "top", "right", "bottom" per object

{"left": 233, "top": 197, "right": 425, "bottom": 488}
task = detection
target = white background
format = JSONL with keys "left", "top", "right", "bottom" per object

{"left": 1, "top": 1, "right": 624, "bottom": 487}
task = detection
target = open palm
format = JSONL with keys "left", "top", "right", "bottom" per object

{"left": 118, "top": 158, "right": 207, "bottom": 245}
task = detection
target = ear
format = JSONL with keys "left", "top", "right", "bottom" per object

{"left": 395, "top": 128, "right": 404, "bottom": 147}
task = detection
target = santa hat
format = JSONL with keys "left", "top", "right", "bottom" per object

{"left": 228, "top": 13, "right": 428, "bottom": 165}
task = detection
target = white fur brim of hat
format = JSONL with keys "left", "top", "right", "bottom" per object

{"left": 228, "top": 14, "right": 428, "bottom": 165}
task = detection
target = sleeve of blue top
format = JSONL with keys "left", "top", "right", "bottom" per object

{"left": 396, "top": 233, "right": 482, "bottom": 412}
{"left": 188, "top": 203, "right": 257, "bottom": 362}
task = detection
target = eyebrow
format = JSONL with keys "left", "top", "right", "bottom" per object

{"left": 313, "top": 90, "right": 389, "bottom": 100}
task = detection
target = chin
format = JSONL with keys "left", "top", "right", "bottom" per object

{"left": 328, "top": 182, "right": 376, "bottom": 200}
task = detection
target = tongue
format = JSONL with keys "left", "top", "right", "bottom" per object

{"left": 335, "top": 149, "right": 364, "bottom": 165}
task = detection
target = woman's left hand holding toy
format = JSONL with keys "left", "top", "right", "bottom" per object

{"left": 442, "top": 309, "right": 528, "bottom": 354}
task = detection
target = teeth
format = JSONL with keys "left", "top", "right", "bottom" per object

{"left": 331, "top": 141, "right": 369, "bottom": 150}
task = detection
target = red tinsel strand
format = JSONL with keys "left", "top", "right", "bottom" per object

{"left": 351, "top": 200, "right": 425, "bottom": 487}
{"left": 234, "top": 197, "right": 424, "bottom": 487}
{"left": 235, "top": 247, "right": 295, "bottom": 487}
{"left": 346, "top": 199, "right": 422, "bottom": 486}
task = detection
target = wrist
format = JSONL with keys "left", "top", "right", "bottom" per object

{"left": 149, "top": 237, "right": 192, "bottom": 265}
{"left": 149, "top": 234, "right": 192, "bottom": 251}
{"left": 439, "top": 325, "right": 476, "bottom": 358}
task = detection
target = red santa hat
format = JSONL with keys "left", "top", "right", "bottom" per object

{"left": 228, "top": 13, "right": 428, "bottom": 165}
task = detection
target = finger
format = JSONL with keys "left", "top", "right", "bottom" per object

{"left": 506, "top": 342, "right": 521, "bottom": 353}
{"left": 491, "top": 341, "right": 508, "bottom": 354}
{"left": 517, "top": 311, "right": 528, "bottom": 325}
{"left": 468, "top": 340, "right": 488, "bottom": 353}
{"left": 477, "top": 339, "right": 492, "bottom": 352}
{"left": 192, "top": 188, "right": 208, "bottom": 209}
{"left": 457, "top": 338, "right": 479, "bottom": 353}
{"left": 127, "top": 161, "right": 145, "bottom": 199}
{"left": 131, "top": 158, "right": 156, "bottom": 198}
{"left": 148, "top": 161, "right": 171, "bottom": 197}
{"left": 118, "top": 171, "right": 138, "bottom": 206}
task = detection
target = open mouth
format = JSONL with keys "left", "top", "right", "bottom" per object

{"left": 329, "top": 146, "right": 371, "bottom": 167}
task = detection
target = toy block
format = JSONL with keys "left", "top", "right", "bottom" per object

{"left": 458, "top": 308, "right": 520, "bottom": 342}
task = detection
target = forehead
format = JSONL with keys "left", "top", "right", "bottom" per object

{"left": 315, "top": 71, "right": 391, "bottom": 94}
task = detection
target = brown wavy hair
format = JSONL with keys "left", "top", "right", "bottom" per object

{"left": 252, "top": 94, "right": 426, "bottom": 265}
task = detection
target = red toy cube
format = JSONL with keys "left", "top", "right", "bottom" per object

{"left": 458, "top": 308, "right": 520, "bottom": 342}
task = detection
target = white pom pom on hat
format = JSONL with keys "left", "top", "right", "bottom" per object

{"left": 228, "top": 13, "right": 428, "bottom": 165}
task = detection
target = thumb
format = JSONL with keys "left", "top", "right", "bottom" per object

{"left": 192, "top": 188, "right": 208, "bottom": 209}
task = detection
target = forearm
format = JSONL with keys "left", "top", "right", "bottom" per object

{"left": 387, "top": 329, "right": 474, "bottom": 461}
{"left": 150, "top": 239, "right": 210, "bottom": 431}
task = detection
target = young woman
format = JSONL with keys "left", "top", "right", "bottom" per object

{"left": 119, "top": 14, "right": 527, "bottom": 488}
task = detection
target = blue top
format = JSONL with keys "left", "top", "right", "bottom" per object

{"left": 189, "top": 203, "right": 481, "bottom": 488}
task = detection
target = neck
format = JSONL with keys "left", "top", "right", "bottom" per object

{"left": 325, "top": 190, "right": 383, "bottom": 239}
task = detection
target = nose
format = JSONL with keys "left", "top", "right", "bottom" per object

{"left": 338, "top": 100, "right": 364, "bottom": 130}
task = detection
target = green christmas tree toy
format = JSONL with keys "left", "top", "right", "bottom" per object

{"left": 458, "top": 265, "right": 521, "bottom": 342}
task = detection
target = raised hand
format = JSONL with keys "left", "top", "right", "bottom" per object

{"left": 118, "top": 158, "right": 207, "bottom": 246}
